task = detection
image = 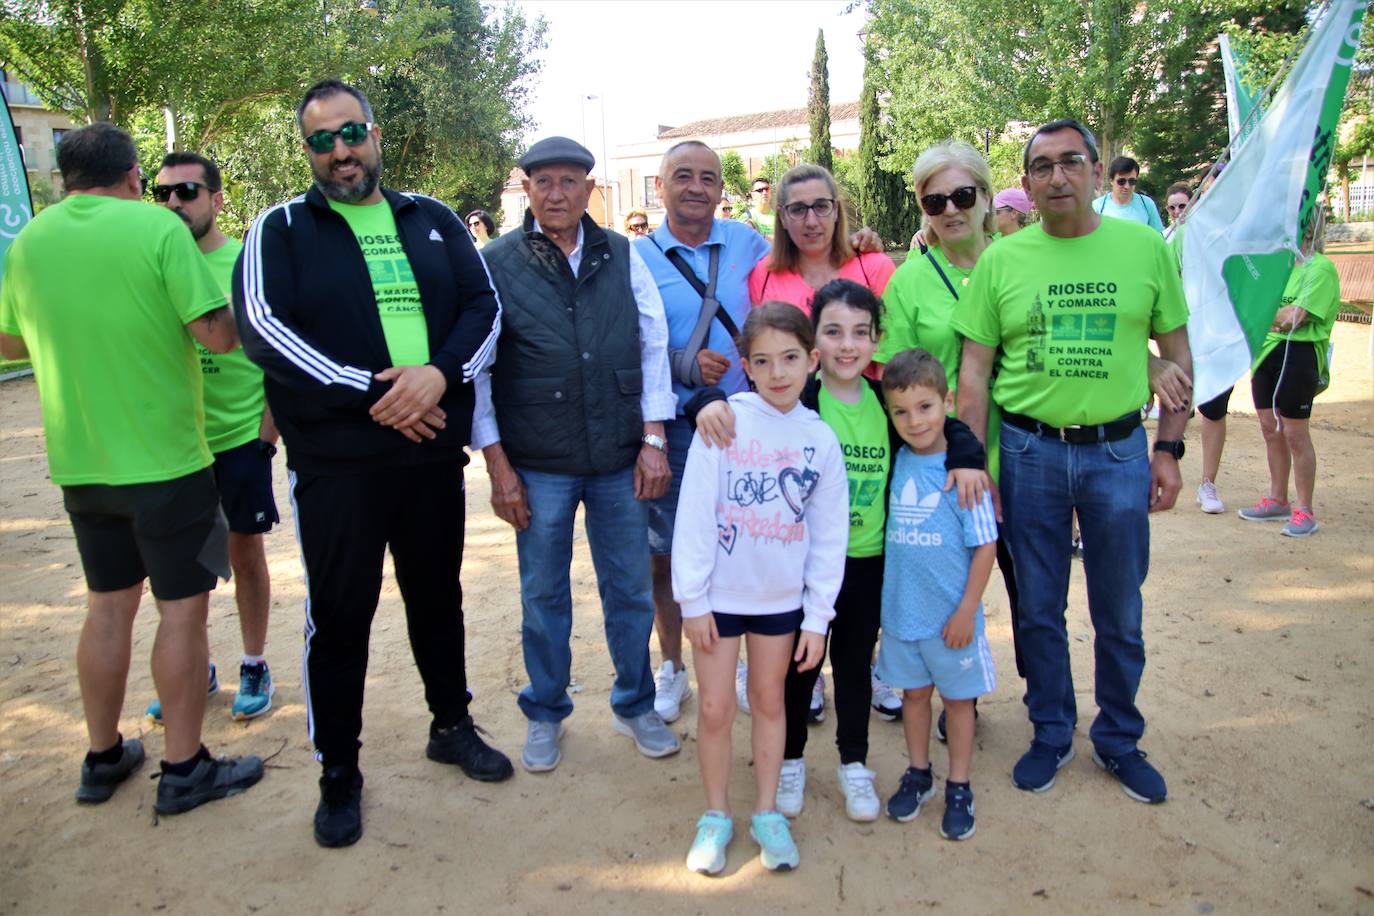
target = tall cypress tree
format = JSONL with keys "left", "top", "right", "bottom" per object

{"left": 857, "top": 44, "right": 916, "bottom": 247}
{"left": 808, "top": 28, "right": 834, "bottom": 173}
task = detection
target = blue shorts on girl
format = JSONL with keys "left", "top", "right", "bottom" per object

{"left": 878, "top": 447, "right": 998, "bottom": 699}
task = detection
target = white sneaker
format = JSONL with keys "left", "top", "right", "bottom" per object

{"left": 1197, "top": 480, "right": 1225, "bottom": 514}
{"left": 777, "top": 758, "right": 806, "bottom": 817}
{"left": 870, "top": 668, "right": 902, "bottom": 721}
{"left": 836, "top": 762, "right": 880, "bottom": 822}
{"left": 808, "top": 671, "right": 826, "bottom": 723}
{"left": 735, "top": 660, "right": 751, "bottom": 716}
{"left": 653, "top": 660, "right": 692, "bottom": 723}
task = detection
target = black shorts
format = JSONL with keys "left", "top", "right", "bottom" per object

{"left": 1251, "top": 341, "right": 1319, "bottom": 420}
{"left": 712, "top": 609, "right": 804, "bottom": 638}
{"left": 212, "top": 439, "right": 279, "bottom": 535}
{"left": 1197, "top": 386, "right": 1234, "bottom": 421}
{"left": 62, "top": 468, "right": 230, "bottom": 600}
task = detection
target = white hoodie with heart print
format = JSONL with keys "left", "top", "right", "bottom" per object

{"left": 671, "top": 392, "right": 848, "bottom": 635}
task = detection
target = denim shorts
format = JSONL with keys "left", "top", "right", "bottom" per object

{"left": 712, "top": 609, "right": 804, "bottom": 638}
{"left": 876, "top": 632, "right": 996, "bottom": 700}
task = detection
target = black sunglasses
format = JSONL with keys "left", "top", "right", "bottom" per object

{"left": 304, "top": 121, "right": 373, "bottom": 154}
{"left": 1115, "top": 176, "right": 1138, "bottom": 187}
{"left": 920, "top": 185, "right": 978, "bottom": 217}
{"left": 151, "top": 181, "right": 206, "bottom": 203}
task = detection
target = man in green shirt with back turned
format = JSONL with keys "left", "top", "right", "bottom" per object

{"left": 0, "top": 123, "right": 263, "bottom": 814}
{"left": 142, "top": 151, "right": 279, "bottom": 726}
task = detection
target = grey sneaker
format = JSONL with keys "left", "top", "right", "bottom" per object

{"left": 1280, "top": 506, "right": 1319, "bottom": 538}
{"left": 612, "top": 711, "right": 681, "bottom": 758}
{"left": 75, "top": 738, "right": 145, "bottom": 804}
{"left": 521, "top": 720, "right": 564, "bottom": 773}
{"left": 1238, "top": 496, "right": 1290, "bottom": 521}
{"left": 153, "top": 752, "right": 263, "bottom": 815}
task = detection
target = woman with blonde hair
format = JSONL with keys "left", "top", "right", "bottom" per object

{"left": 747, "top": 163, "right": 895, "bottom": 315}
{"left": 624, "top": 209, "right": 650, "bottom": 238}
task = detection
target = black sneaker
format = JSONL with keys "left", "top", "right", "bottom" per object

{"left": 426, "top": 715, "right": 514, "bottom": 782}
{"left": 315, "top": 766, "right": 364, "bottom": 848}
{"left": 75, "top": 738, "right": 145, "bottom": 804}
{"left": 940, "top": 783, "right": 976, "bottom": 840}
{"left": 153, "top": 752, "right": 263, "bottom": 815}
{"left": 885, "top": 766, "right": 936, "bottom": 822}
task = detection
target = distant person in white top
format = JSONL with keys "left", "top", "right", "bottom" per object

{"left": 673, "top": 302, "right": 847, "bottom": 876}
{"left": 1093, "top": 156, "right": 1164, "bottom": 233}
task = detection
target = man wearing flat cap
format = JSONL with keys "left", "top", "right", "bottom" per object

{"left": 473, "top": 136, "right": 680, "bottom": 772}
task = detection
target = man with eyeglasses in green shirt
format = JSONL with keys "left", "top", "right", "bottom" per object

{"left": 955, "top": 118, "right": 1192, "bottom": 807}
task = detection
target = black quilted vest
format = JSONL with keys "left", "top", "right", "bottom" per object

{"left": 482, "top": 211, "right": 643, "bottom": 475}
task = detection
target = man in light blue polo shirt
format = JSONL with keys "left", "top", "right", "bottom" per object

{"left": 634, "top": 140, "right": 769, "bottom": 722}
{"left": 1092, "top": 155, "right": 1164, "bottom": 233}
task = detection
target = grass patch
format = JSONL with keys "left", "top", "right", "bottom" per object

{"left": 0, "top": 358, "right": 33, "bottom": 375}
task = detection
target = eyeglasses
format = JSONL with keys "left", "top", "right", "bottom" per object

{"left": 752, "top": 186, "right": 770, "bottom": 194}
{"left": 1115, "top": 176, "right": 1138, "bottom": 187}
{"left": 1166, "top": 203, "right": 1187, "bottom": 212}
{"left": 467, "top": 220, "right": 484, "bottom": 228}
{"left": 304, "top": 121, "right": 374, "bottom": 154}
{"left": 782, "top": 198, "right": 835, "bottom": 220}
{"left": 920, "top": 185, "right": 979, "bottom": 217}
{"left": 1027, "top": 154, "right": 1089, "bottom": 182}
{"left": 628, "top": 222, "right": 648, "bottom": 232}
{"left": 151, "top": 181, "right": 206, "bottom": 203}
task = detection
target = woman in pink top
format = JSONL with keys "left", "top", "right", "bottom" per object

{"left": 747, "top": 163, "right": 896, "bottom": 315}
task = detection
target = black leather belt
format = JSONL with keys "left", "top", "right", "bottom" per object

{"left": 1002, "top": 410, "right": 1141, "bottom": 444}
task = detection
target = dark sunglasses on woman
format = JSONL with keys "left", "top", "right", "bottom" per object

{"left": 920, "top": 185, "right": 978, "bottom": 216}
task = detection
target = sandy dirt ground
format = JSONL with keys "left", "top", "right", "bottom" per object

{"left": 2, "top": 322, "right": 1372, "bottom": 914}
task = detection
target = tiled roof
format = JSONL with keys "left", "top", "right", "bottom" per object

{"left": 658, "top": 101, "right": 860, "bottom": 139}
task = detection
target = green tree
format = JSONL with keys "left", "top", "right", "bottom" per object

{"left": 720, "top": 148, "right": 749, "bottom": 200}
{"left": 855, "top": 44, "right": 917, "bottom": 248}
{"left": 807, "top": 28, "right": 833, "bottom": 173}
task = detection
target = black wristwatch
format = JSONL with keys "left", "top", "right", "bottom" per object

{"left": 1153, "top": 439, "right": 1184, "bottom": 460}
{"left": 257, "top": 439, "right": 279, "bottom": 459}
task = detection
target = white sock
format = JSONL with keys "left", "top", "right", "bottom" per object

{"left": 242, "top": 654, "right": 265, "bottom": 667}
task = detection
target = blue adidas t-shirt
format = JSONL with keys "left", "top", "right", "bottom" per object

{"left": 881, "top": 448, "right": 999, "bottom": 640}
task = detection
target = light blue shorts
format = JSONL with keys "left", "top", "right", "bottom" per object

{"left": 875, "top": 633, "right": 996, "bottom": 700}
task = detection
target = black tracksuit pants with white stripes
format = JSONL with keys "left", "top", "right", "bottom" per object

{"left": 291, "top": 460, "right": 470, "bottom": 770}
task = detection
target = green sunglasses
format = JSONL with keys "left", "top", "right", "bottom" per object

{"left": 304, "top": 121, "right": 373, "bottom": 154}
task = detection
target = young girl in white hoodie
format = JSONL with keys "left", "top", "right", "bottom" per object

{"left": 672, "top": 302, "right": 848, "bottom": 875}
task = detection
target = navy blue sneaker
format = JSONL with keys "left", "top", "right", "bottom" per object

{"left": 935, "top": 700, "right": 979, "bottom": 744}
{"left": 940, "top": 783, "right": 976, "bottom": 840}
{"left": 1092, "top": 748, "right": 1167, "bottom": 803}
{"left": 885, "top": 766, "right": 935, "bottom": 822}
{"left": 1012, "top": 740, "right": 1075, "bottom": 792}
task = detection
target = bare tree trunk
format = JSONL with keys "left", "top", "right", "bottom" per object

{"left": 72, "top": 0, "right": 112, "bottom": 123}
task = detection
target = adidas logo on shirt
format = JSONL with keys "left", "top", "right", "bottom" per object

{"left": 889, "top": 478, "right": 944, "bottom": 546}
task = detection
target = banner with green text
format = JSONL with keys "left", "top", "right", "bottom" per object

{"left": 1184, "top": 0, "right": 1366, "bottom": 404}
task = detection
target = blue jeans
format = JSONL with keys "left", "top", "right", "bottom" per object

{"left": 514, "top": 465, "right": 656, "bottom": 722}
{"left": 999, "top": 420, "right": 1151, "bottom": 756}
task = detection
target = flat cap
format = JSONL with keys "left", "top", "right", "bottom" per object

{"left": 519, "top": 136, "right": 595, "bottom": 173}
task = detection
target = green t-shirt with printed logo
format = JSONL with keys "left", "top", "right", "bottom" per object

{"left": 953, "top": 218, "right": 1189, "bottom": 428}
{"left": 817, "top": 381, "right": 889, "bottom": 558}
{"left": 0, "top": 194, "right": 221, "bottom": 485}
{"left": 328, "top": 199, "right": 428, "bottom": 366}
{"left": 197, "top": 238, "right": 265, "bottom": 453}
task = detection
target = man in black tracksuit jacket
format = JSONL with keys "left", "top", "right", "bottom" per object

{"left": 233, "top": 80, "right": 512, "bottom": 849}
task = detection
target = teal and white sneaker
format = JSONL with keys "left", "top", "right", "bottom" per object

{"left": 145, "top": 663, "right": 219, "bottom": 724}
{"left": 750, "top": 810, "right": 799, "bottom": 871}
{"left": 231, "top": 661, "right": 275, "bottom": 720}
{"left": 686, "top": 811, "right": 733, "bottom": 875}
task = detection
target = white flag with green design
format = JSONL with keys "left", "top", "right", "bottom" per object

{"left": 1219, "top": 32, "right": 1264, "bottom": 150}
{"left": 1183, "top": 0, "right": 1366, "bottom": 404}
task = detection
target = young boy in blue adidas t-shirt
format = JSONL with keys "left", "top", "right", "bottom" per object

{"left": 876, "top": 348, "right": 998, "bottom": 840}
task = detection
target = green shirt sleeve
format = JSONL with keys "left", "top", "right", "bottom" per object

{"left": 1150, "top": 237, "right": 1189, "bottom": 335}
{"left": 877, "top": 260, "right": 919, "bottom": 364}
{"left": 159, "top": 220, "right": 227, "bottom": 326}
{"left": 952, "top": 249, "right": 1001, "bottom": 347}
{"left": 1298, "top": 255, "right": 1341, "bottom": 325}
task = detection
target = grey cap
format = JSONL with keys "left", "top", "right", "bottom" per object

{"left": 519, "top": 136, "right": 595, "bottom": 174}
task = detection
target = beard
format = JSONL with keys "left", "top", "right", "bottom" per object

{"left": 313, "top": 148, "right": 382, "bottom": 204}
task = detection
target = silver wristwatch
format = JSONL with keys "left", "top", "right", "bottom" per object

{"left": 642, "top": 433, "right": 667, "bottom": 452}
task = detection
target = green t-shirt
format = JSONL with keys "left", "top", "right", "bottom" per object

{"left": 817, "top": 381, "right": 890, "bottom": 558}
{"left": 1256, "top": 252, "right": 1340, "bottom": 383}
{"left": 753, "top": 210, "right": 775, "bottom": 239}
{"left": 0, "top": 195, "right": 222, "bottom": 484}
{"left": 327, "top": 199, "right": 428, "bottom": 366}
{"left": 953, "top": 218, "right": 1189, "bottom": 428}
{"left": 197, "top": 238, "right": 265, "bottom": 453}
